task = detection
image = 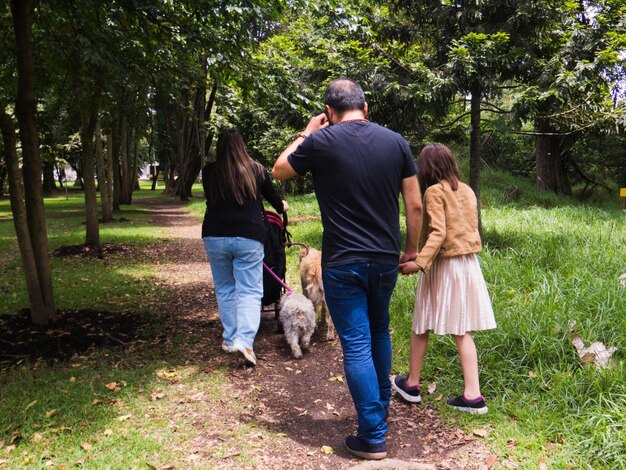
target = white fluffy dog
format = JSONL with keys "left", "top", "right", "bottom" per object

{"left": 278, "top": 292, "right": 316, "bottom": 359}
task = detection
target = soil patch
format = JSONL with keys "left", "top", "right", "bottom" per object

{"left": 0, "top": 308, "right": 159, "bottom": 367}
{"left": 53, "top": 243, "right": 133, "bottom": 258}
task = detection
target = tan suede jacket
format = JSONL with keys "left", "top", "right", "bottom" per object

{"left": 414, "top": 180, "right": 482, "bottom": 273}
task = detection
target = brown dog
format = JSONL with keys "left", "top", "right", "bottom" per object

{"left": 297, "top": 245, "right": 335, "bottom": 341}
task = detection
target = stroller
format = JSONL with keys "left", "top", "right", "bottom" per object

{"left": 261, "top": 210, "right": 291, "bottom": 328}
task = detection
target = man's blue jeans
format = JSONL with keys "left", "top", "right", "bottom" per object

{"left": 322, "top": 263, "right": 399, "bottom": 445}
{"left": 203, "top": 236, "right": 264, "bottom": 351}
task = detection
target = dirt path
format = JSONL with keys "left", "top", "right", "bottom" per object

{"left": 141, "top": 197, "right": 491, "bottom": 469}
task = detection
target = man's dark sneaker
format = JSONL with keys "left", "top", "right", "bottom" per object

{"left": 345, "top": 435, "right": 387, "bottom": 460}
{"left": 391, "top": 375, "right": 421, "bottom": 403}
{"left": 446, "top": 394, "right": 488, "bottom": 414}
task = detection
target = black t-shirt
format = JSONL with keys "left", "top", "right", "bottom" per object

{"left": 201, "top": 163, "right": 284, "bottom": 243}
{"left": 288, "top": 121, "right": 416, "bottom": 266}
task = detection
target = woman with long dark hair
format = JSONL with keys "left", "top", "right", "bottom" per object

{"left": 202, "top": 130, "right": 288, "bottom": 366}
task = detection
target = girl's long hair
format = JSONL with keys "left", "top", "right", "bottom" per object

{"left": 417, "top": 143, "right": 461, "bottom": 191}
{"left": 208, "top": 130, "right": 263, "bottom": 205}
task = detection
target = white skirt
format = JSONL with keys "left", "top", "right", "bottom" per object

{"left": 412, "top": 254, "right": 496, "bottom": 335}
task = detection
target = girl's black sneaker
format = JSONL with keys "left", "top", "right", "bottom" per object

{"left": 446, "top": 394, "right": 488, "bottom": 414}
{"left": 391, "top": 375, "right": 421, "bottom": 403}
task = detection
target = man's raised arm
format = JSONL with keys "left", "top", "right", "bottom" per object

{"left": 272, "top": 113, "right": 328, "bottom": 180}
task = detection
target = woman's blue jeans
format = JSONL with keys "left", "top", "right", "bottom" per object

{"left": 203, "top": 236, "right": 264, "bottom": 351}
{"left": 322, "top": 263, "right": 398, "bottom": 446}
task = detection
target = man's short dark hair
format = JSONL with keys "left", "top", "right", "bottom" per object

{"left": 324, "top": 78, "right": 366, "bottom": 114}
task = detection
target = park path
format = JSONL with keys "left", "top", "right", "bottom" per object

{"left": 139, "top": 196, "right": 492, "bottom": 469}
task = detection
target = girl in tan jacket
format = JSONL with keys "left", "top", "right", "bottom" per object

{"left": 393, "top": 144, "right": 496, "bottom": 414}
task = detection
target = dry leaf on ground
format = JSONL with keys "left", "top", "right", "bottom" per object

{"left": 485, "top": 454, "right": 498, "bottom": 468}
{"left": 473, "top": 428, "right": 488, "bottom": 438}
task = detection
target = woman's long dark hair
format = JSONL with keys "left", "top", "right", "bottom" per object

{"left": 417, "top": 143, "right": 461, "bottom": 191}
{"left": 208, "top": 130, "right": 263, "bottom": 205}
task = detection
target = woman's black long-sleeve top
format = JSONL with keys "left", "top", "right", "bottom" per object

{"left": 201, "top": 163, "right": 284, "bottom": 243}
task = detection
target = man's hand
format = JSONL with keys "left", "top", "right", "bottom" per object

{"left": 303, "top": 113, "right": 329, "bottom": 136}
{"left": 399, "top": 251, "right": 418, "bottom": 264}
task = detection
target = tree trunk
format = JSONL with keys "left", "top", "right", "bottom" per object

{"left": 151, "top": 167, "right": 160, "bottom": 190}
{"left": 107, "top": 128, "right": 120, "bottom": 212}
{"left": 534, "top": 122, "right": 572, "bottom": 195}
{"left": 119, "top": 117, "right": 132, "bottom": 204}
{"left": 0, "top": 164, "right": 7, "bottom": 196}
{"left": 203, "top": 82, "right": 218, "bottom": 153}
{"left": 130, "top": 133, "right": 139, "bottom": 197}
{"left": 95, "top": 120, "right": 112, "bottom": 222}
{"left": 9, "top": 0, "right": 56, "bottom": 324}
{"left": 95, "top": 119, "right": 113, "bottom": 223}
{"left": 42, "top": 161, "right": 55, "bottom": 196}
{"left": 469, "top": 85, "right": 483, "bottom": 240}
{"left": 80, "top": 104, "right": 100, "bottom": 248}
{"left": 55, "top": 165, "right": 65, "bottom": 189}
{"left": 1, "top": 109, "right": 48, "bottom": 322}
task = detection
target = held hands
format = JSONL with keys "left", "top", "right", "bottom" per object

{"left": 399, "top": 260, "right": 421, "bottom": 275}
{"left": 303, "top": 113, "right": 329, "bottom": 136}
{"left": 399, "top": 251, "right": 420, "bottom": 275}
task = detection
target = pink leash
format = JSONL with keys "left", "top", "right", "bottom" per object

{"left": 263, "top": 261, "right": 292, "bottom": 295}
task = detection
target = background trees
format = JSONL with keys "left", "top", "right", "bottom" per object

{"left": 1, "top": 0, "right": 624, "bottom": 323}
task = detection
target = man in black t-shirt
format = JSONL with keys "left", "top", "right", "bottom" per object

{"left": 272, "top": 78, "right": 422, "bottom": 460}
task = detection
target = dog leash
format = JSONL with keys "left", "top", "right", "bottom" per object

{"left": 262, "top": 262, "right": 293, "bottom": 295}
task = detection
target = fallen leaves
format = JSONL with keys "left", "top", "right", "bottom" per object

{"left": 104, "top": 381, "right": 127, "bottom": 392}
{"left": 45, "top": 409, "right": 58, "bottom": 418}
{"left": 427, "top": 382, "right": 437, "bottom": 394}
{"left": 473, "top": 428, "right": 488, "bottom": 438}
{"left": 104, "top": 382, "right": 118, "bottom": 390}
{"left": 485, "top": 454, "right": 498, "bottom": 468}
{"left": 528, "top": 370, "right": 538, "bottom": 378}
{"left": 328, "top": 375, "right": 344, "bottom": 383}
{"left": 80, "top": 442, "right": 93, "bottom": 451}
{"left": 320, "top": 445, "right": 334, "bottom": 454}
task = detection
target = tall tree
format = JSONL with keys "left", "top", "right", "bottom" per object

{"left": 6, "top": 0, "right": 56, "bottom": 324}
